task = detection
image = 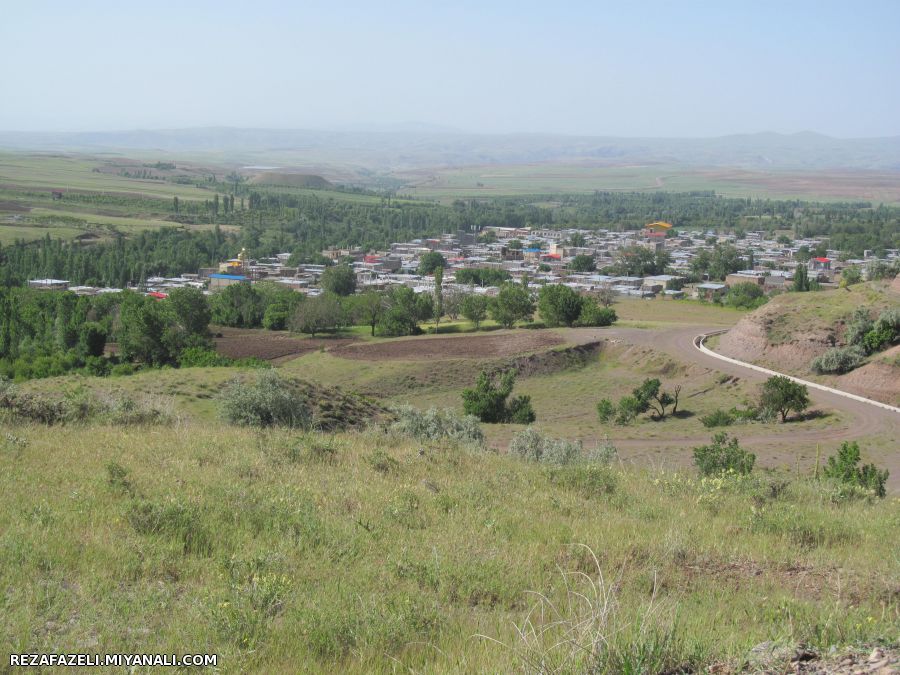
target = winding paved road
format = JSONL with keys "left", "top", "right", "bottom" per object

{"left": 564, "top": 326, "right": 899, "bottom": 485}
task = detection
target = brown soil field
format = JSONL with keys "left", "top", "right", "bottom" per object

{"left": 213, "top": 327, "right": 352, "bottom": 362}
{"left": 703, "top": 168, "right": 900, "bottom": 203}
{"left": 330, "top": 330, "right": 565, "bottom": 361}
{"left": 0, "top": 201, "right": 31, "bottom": 212}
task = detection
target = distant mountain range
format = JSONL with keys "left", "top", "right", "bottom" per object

{"left": 1, "top": 127, "right": 899, "bottom": 171}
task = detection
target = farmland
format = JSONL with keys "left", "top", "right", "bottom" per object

{"left": 397, "top": 163, "right": 900, "bottom": 204}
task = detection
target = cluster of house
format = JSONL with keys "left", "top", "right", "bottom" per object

{"left": 27, "top": 223, "right": 898, "bottom": 301}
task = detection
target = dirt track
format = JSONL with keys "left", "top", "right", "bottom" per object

{"left": 564, "top": 326, "right": 900, "bottom": 486}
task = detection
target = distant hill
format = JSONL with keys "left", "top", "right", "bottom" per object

{"left": 248, "top": 172, "right": 333, "bottom": 189}
{"left": 1, "top": 127, "right": 900, "bottom": 171}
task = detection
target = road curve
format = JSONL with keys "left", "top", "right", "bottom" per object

{"left": 695, "top": 330, "right": 900, "bottom": 415}
{"left": 564, "top": 325, "right": 899, "bottom": 460}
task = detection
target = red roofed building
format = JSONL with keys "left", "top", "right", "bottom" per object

{"left": 809, "top": 257, "right": 831, "bottom": 271}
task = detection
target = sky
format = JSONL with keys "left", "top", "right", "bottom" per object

{"left": 2, "top": 0, "right": 899, "bottom": 138}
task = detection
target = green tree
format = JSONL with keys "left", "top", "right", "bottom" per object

{"left": 567, "top": 232, "right": 586, "bottom": 247}
{"left": 568, "top": 254, "right": 596, "bottom": 272}
{"left": 210, "top": 283, "right": 264, "bottom": 328}
{"left": 116, "top": 292, "right": 179, "bottom": 366}
{"left": 418, "top": 251, "right": 447, "bottom": 275}
{"left": 792, "top": 266, "right": 810, "bottom": 292}
{"left": 378, "top": 287, "right": 421, "bottom": 337}
{"left": 760, "top": 375, "right": 810, "bottom": 422}
{"left": 290, "top": 293, "right": 346, "bottom": 337}
{"left": 320, "top": 265, "right": 357, "bottom": 296}
{"left": 350, "top": 291, "right": 386, "bottom": 337}
{"left": 461, "top": 294, "right": 490, "bottom": 329}
{"left": 491, "top": 283, "right": 534, "bottom": 328}
{"left": 433, "top": 265, "right": 444, "bottom": 332}
{"left": 77, "top": 322, "right": 107, "bottom": 358}
{"left": 839, "top": 266, "right": 862, "bottom": 287}
{"left": 538, "top": 284, "right": 583, "bottom": 327}
{"left": 167, "top": 287, "right": 212, "bottom": 343}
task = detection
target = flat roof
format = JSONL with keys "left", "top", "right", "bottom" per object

{"left": 209, "top": 273, "right": 247, "bottom": 280}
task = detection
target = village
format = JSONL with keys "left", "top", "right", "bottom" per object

{"left": 27, "top": 221, "right": 897, "bottom": 303}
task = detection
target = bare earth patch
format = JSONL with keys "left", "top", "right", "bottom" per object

{"left": 213, "top": 327, "right": 353, "bottom": 362}
{"left": 330, "top": 330, "right": 565, "bottom": 361}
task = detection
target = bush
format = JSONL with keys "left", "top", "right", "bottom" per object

{"left": 0, "top": 383, "right": 171, "bottom": 426}
{"left": 461, "top": 370, "right": 534, "bottom": 424}
{"left": 576, "top": 301, "right": 617, "bottom": 327}
{"left": 178, "top": 346, "right": 233, "bottom": 367}
{"left": 811, "top": 344, "right": 867, "bottom": 374}
{"left": 700, "top": 409, "right": 735, "bottom": 428}
{"left": 388, "top": 406, "right": 484, "bottom": 446}
{"left": 510, "top": 427, "right": 581, "bottom": 465}
{"left": 722, "top": 282, "right": 767, "bottom": 309}
{"left": 219, "top": 370, "right": 312, "bottom": 429}
{"left": 596, "top": 398, "right": 615, "bottom": 423}
{"left": 844, "top": 308, "right": 873, "bottom": 346}
{"left": 110, "top": 363, "right": 138, "bottom": 377}
{"left": 506, "top": 395, "right": 536, "bottom": 424}
{"left": 822, "top": 441, "right": 888, "bottom": 498}
{"left": 862, "top": 325, "right": 893, "bottom": 354}
{"left": 693, "top": 432, "right": 755, "bottom": 476}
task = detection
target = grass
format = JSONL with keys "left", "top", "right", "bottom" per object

{"left": 0, "top": 420, "right": 896, "bottom": 672}
{"left": 614, "top": 296, "right": 747, "bottom": 327}
{"left": 0, "top": 152, "right": 212, "bottom": 199}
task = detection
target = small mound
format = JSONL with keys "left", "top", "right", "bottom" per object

{"left": 249, "top": 172, "right": 333, "bottom": 189}
{"left": 290, "top": 379, "right": 389, "bottom": 431}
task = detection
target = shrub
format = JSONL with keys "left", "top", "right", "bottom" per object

{"left": 862, "top": 325, "right": 893, "bottom": 354}
{"left": 596, "top": 398, "right": 615, "bottom": 423}
{"left": 722, "top": 282, "right": 767, "bottom": 309}
{"left": 583, "top": 438, "right": 618, "bottom": 465}
{"left": 219, "top": 370, "right": 312, "bottom": 429}
{"left": 506, "top": 395, "right": 536, "bottom": 424}
{"left": 615, "top": 395, "right": 641, "bottom": 425}
{"left": 110, "top": 363, "right": 138, "bottom": 377}
{"left": 367, "top": 449, "right": 400, "bottom": 474}
{"left": 576, "top": 300, "right": 617, "bottom": 327}
{"left": 388, "top": 406, "right": 484, "bottom": 446}
{"left": 822, "top": 441, "right": 888, "bottom": 498}
{"left": 510, "top": 427, "right": 581, "bottom": 465}
{"left": 461, "top": 370, "right": 534, "bottom": 424}
{"left": 103, "top": 392, "right": 171, "bottom": 425}
{"left": 811, "top": 345, "right": 867, "bottom": 374}
{"left": 178, "top": 346, "right": 232, "bottom": 367}
{"left": 692, "top": 432, "right": 755, "bottom": 476}
{"left": 700, "top": 409, "right": 735, "bottom": 428}
{"left": 844, "top": 308, "right": 873, "bottom": 346}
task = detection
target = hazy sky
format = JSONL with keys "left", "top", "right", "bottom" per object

{"left": 2, "top": 0, "right": 899, "bottom": 137}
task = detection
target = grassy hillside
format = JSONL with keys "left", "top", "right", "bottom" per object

{"left": 717, "top": 280, "right": 900, "bottom": 404}
{"left": 0, "top": 420, "right": 897, "bottom": 673}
